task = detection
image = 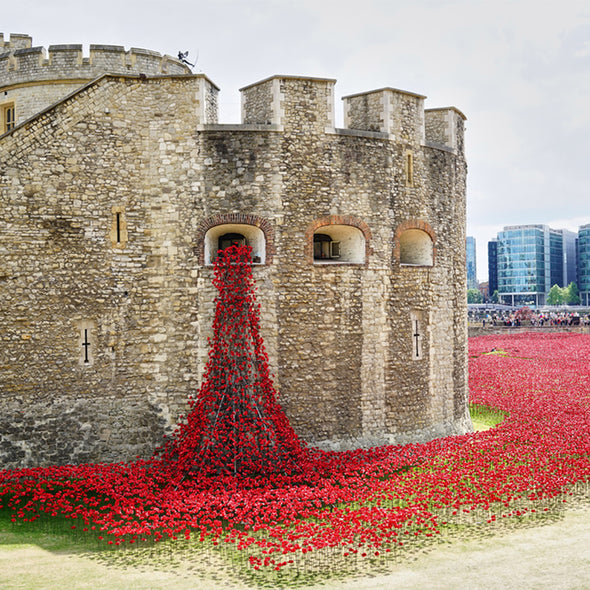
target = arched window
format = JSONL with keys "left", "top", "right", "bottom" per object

{"left": 312, "top": 225, "right": 365, "bottom": 264}
{"left": 204, "top": 224, "right": 266, "bottom": 265}
{"left": 399, "top": 229, "right": 433, "bottom": 266}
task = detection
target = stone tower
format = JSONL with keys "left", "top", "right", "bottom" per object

{"left": 0, "top": 34, "right": 471, "bottom": 467}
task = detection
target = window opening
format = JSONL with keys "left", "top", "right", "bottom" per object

{"left": 204, "top": 224, "right": 266, "bottom": 265}
{"left": 82, "top": 328, "right": 91, "bottom": 364}
{"left": 399, "top": 229, "right": 433, "bottom": 266}
{"left": 77, "top": 320, "right": 95, "bottom": 366}
{"left": 2, "top": 103, "right": 15, "bottom": 133}
{"left": 218, "top": 232, "right": 246, "bottom": 253}
{"left": 217, "top": 233, "right": 247, "bottom": 261}
{"left": 405, "top": 150, "right": 414, "bottom": 187}
{"left": 110, "top": 206, "right": 128, "bottom": 248}
{"left": 410, "top": 311, "right": 424, "bottom": 360}
{"left": 412, "top": 318, "right": 421, "bottom": 358}
{"left": 313, "top": 233, "right": 341, "bottom": 260}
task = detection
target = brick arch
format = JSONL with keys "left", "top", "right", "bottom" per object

{"left": 194, "top": 213, "right": 275, "bottom": 265}
{"left": 393, "top": 219, "right": 437, "bottom": 266}
{"left": 305, "top": 215, "right": 372, "bottom": 265}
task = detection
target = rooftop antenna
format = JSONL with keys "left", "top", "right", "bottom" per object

{"left": 177, "top": 50, "right": 197, "bottom": 69}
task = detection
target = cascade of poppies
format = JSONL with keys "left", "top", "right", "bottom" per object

{"left": 160, "top": 244, "right": 306, "bottom": 478}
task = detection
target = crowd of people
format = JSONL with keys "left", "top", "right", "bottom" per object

{"left": 469, "top": 308, "right": 590, "bottom": 328}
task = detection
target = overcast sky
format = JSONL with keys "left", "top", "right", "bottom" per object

{"left": 5, "top": 0, "right": 590, "bottom": 281}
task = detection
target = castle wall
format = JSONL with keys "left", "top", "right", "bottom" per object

{"left": 0, "top": 38, "right": 197, "bottom": 128}
{"left": 192, "top": 77, "right": 469, "bottom": 449}
{"left": 2, "top": 82, "right": 83, "bottom": 130}
{"left": 0, "top": 43, "right": 470, "bottom": 466}
{"left": 0, "top": 74, "right": 210, "bottom": 465}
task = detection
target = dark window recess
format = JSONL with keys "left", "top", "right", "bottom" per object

{"left": 313, "top": 233, "right": 341, "bottom": 260}
{"left": 218, "top": 233, "right": 246, "bottom": 254}
{"left": 5, "top": 105, "right": 15, "bottom": 131}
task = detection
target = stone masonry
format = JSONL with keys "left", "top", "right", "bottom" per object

{"left": 0, "top": 34, "right": 471, "bottom": 467}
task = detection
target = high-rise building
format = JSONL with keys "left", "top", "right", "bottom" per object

{"left": 466, "top": 236, "right": 477, "bottom": 290}
{"left": 488, "top": 239, "right": 498, "bottom": 298}
{"left": 489, "top": 224, "right": 586, "bottom": 307}
{"left": 557, "top": 229, "right": 578, "bottom": 287}
{"left": 493, "top": 224, "right": 578, "bottom": 307}
{"left": 549, "top": 229, "right": 564, "bottom": 288}
{"left": 579, "top": 224, "right": 590, "bottom": 305}
{"left": 496, "top": 225, "right": 549, "bottom": 306}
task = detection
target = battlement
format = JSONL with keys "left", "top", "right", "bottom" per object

{"left": 0, "top": 33, "right": 192, "bottom": 89}
{"left": 241, "top": 75, "right": 336, "bottom": 132}
{"left": 0, "top": 33, "right": 32, "bottom": 51}
{"left": 239, "top": 75, "right": 464, "bottom": 152}
{"left": 343, "top": 87, "right": 426, "bottom": 145}
{"left": 424, "top": 107, "right": 466, "bottom": 153}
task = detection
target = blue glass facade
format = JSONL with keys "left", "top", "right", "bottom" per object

{"left": 550, "top": 230, "right": 564, "bottom": 288}
{"left": 496, "top": 225, "right": 550, "bottom": 306}
{"left": 558, "top": 229, "right": 578, "bottom": 286}
{"left": 579, "top": 224, "right": 590, "bottom": 305}
{"left": 486, "top": 223, "right": 590, "bottom": 307}
{"left": 492, "top": 224, "right": 584, "bottom": 307}
{"left": 487, "top": 239, "right": 498, "bottom": 296}
{"left": 466, "top": 236, "right": 477, "bottom": 290}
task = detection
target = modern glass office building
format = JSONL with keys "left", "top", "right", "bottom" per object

{"left": 579, "top": 224, "right": 590, "bottom": 305}
{"left": 496, "top": 225, "right": 550, "bottom": 306}
{"left": 466, "top": 236, "right": 477, "bottom": 290}
{"left": 491, "top": 224, "right": 580, "bottom": 307}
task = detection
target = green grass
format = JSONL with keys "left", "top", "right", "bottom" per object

{"left": 469, "top": 403, "right": 507, "bottom": 431}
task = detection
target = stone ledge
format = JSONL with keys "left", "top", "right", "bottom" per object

{"left": 197, "top": 123, "right": 283, "bottom": 132}
{"left": 331, "top": 127, "right": 391, "bottom": 139}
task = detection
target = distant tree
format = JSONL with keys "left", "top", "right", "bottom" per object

{"left": 467, "top": 288, "right": 483, "bottom": 304}
{"left": 547, "top": 284, "right": 566, "bottom": 305}
{"left": 490, "top": 290, "right": 499, "bottom": 303}
{"left": 565, "top": 282, "right": 581, "bottom": 305}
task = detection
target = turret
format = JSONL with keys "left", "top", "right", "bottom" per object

{"left": 0, "top": 33, "right": 201, "bottom": 132}
{"left": 0, "top": 34, "right": 192, "bottom": 89}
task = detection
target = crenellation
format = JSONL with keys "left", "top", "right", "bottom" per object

{"left": 48, "top": 44, "right": 84, "bottom": 68}
{"left": 8, "top": 45, "right": 46, "bottom": 72}
{"left": 425, "top": 107, "right": 466, "bottom": 153}
{"left": 0, "top": 33, "right": 32, "bottom": 53}
{"left": 343, "top": 90, "right": 384, "bottom": 132}
{"left": 241, "top": 77, "right": 276, "bottom": 125}
{"left": 342, "top": 87, "right": 427, "bottom": 146}
{"left": 241, "top": 75, "right": 336, "bottom": 130}
{"left": 89, "top": 44, "right": 126, "bottom": 71}
{"left": 0, "top": 34, "right": 191, "bottom": 109}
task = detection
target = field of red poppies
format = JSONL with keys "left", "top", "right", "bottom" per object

{"left": 1, "top": 330, "right": 589, "bottom": 581}
{"left": 1, "top": 250, "right": 589, "bottom": 582}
